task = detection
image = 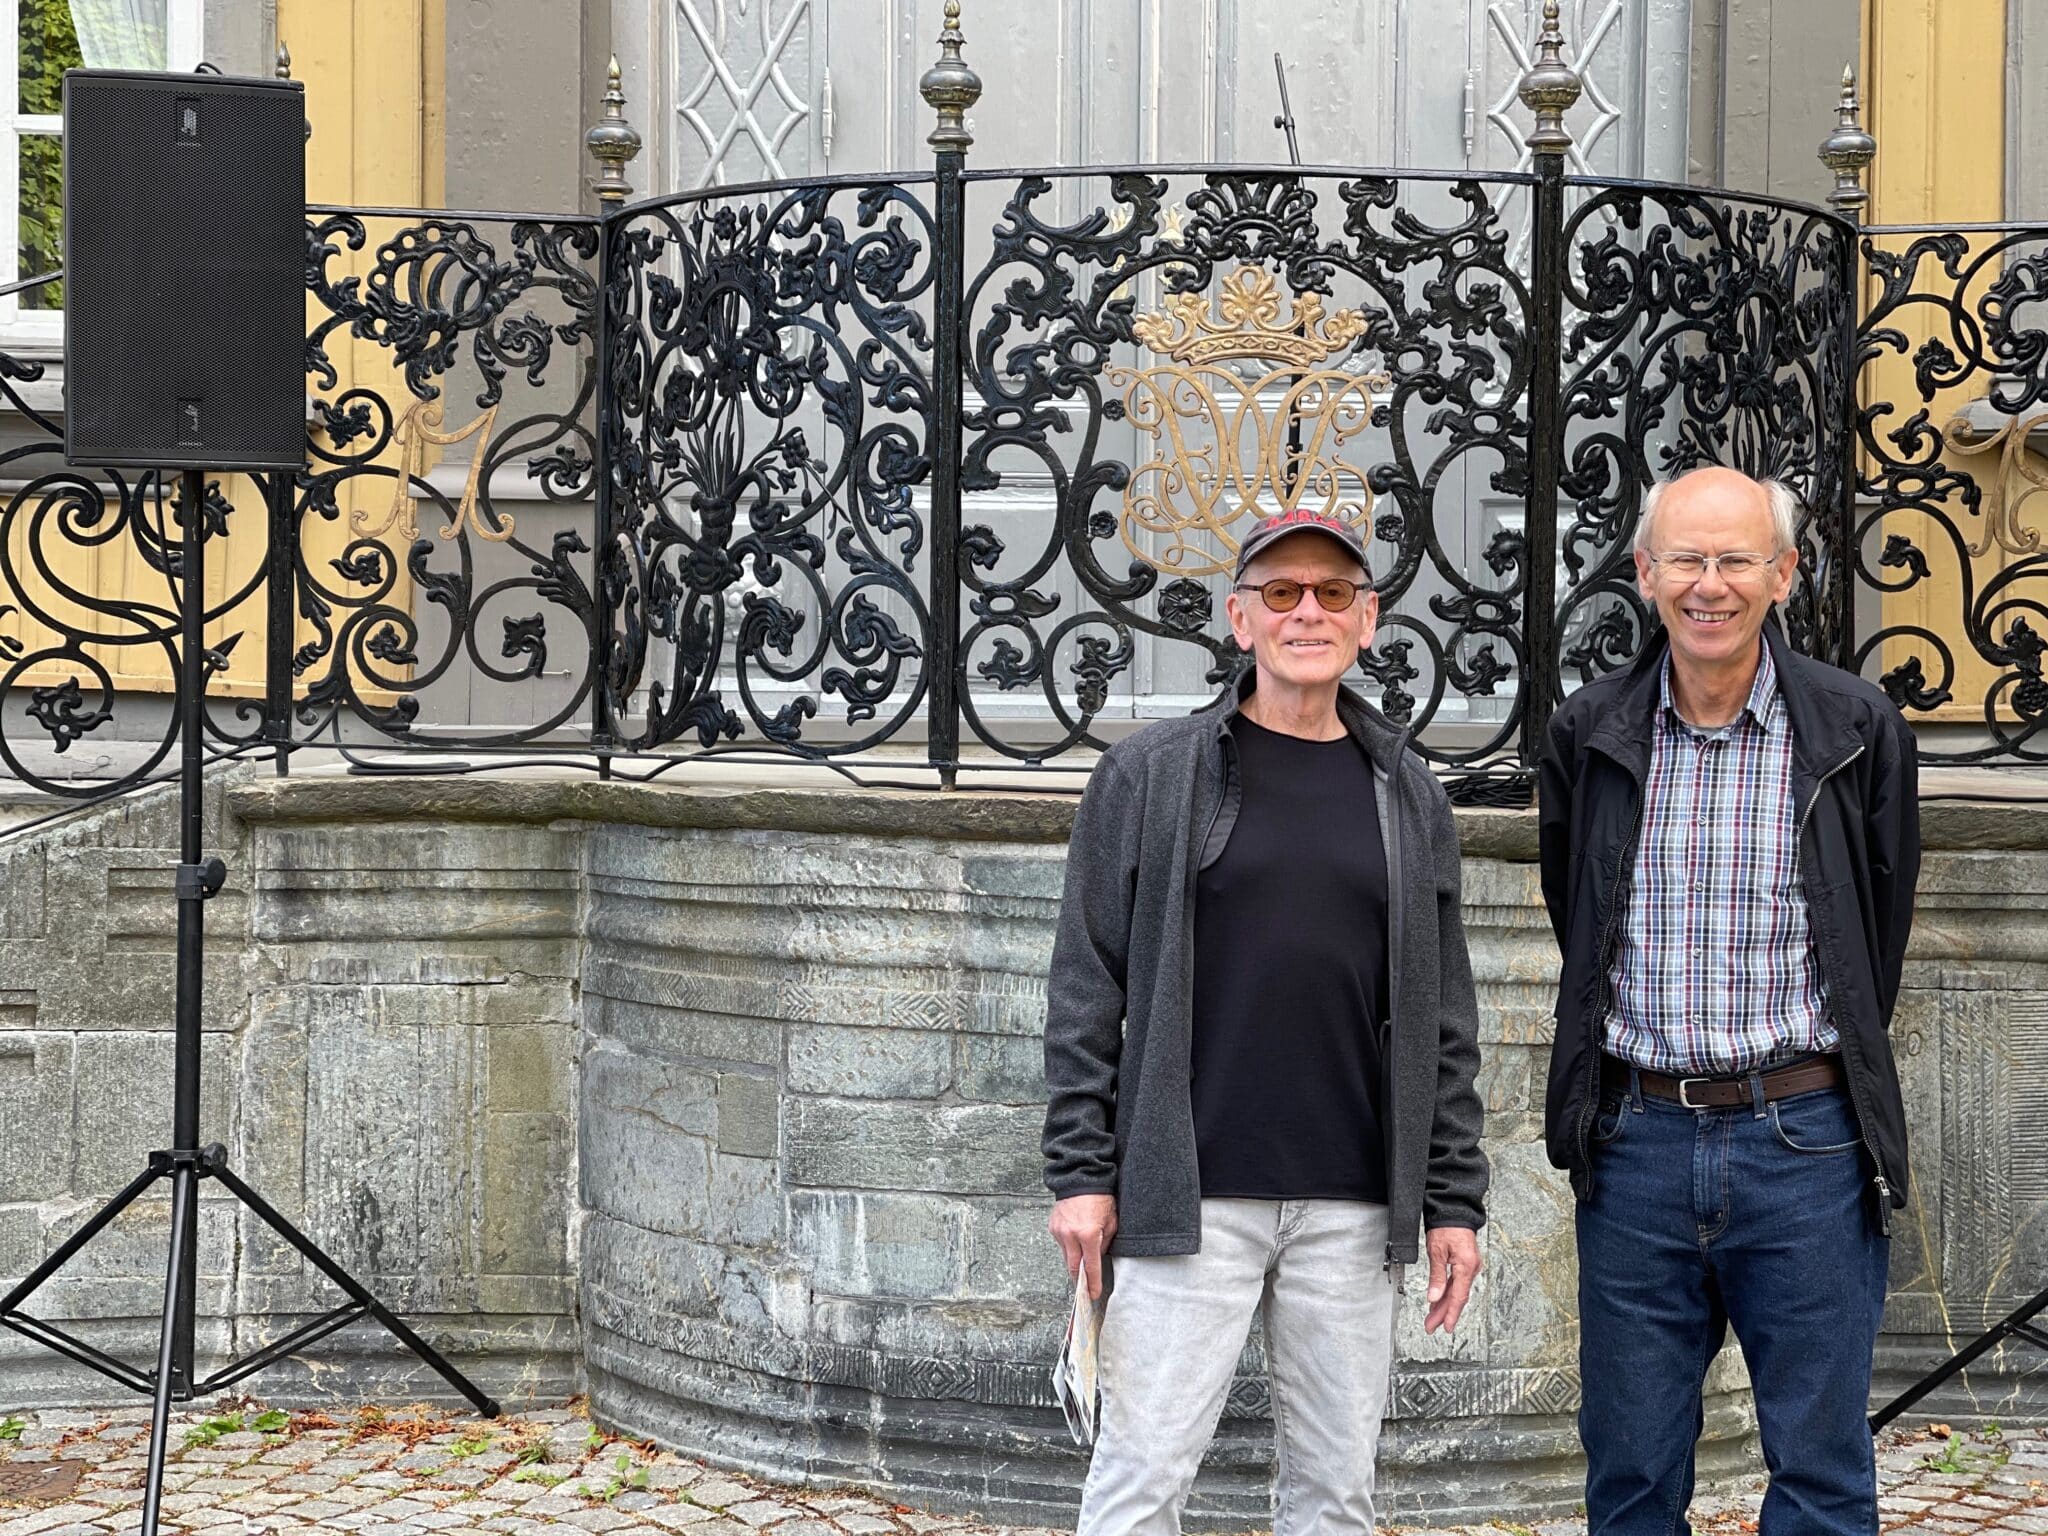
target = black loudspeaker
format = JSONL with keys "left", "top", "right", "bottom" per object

{"left": 62, "top": 70, "right": 306, "bottom": 471}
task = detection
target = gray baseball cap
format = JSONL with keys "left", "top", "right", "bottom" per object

{"left": 1232, "top": 510, "right": 1372, "bottom": 581}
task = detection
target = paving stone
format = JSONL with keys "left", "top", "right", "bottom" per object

{"left": 724, "top": 1501, "right": 799, "bottom": 1528}
{"left": 8, "top": 1403, "right": 2035, "bottom": 1536}
{"left": 641, "top": 1467, "right": 702, "bottom": 1492}
{"left": 686, "top": 1480, "right": 754, "bottom": 1511}
{"left": 637, "top": 1509, "right": 721, "bottom": 1531}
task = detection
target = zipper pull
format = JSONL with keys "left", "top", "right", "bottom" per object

{"left": 1873, "top": 1174, "right": 1894, "bottom": 1236}
{"left": 1383, "top": 1240, "right": 1394, "bottom": 1275}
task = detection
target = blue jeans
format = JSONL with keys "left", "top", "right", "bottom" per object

{"left": 1576, "top": 1069, "right": 1890, "bottom": 1536}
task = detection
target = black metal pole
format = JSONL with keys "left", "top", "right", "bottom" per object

{"left": 927, "top": 152, "right": 966, "bottom": 791}
{"left": 592, "top": 212, "right": 617, "bottom": 781}
{"left": 1519, "top": 155, "right": 1567, "bottom": 769}
{"left": 1819, "top": 63, "right": 1875, "bottom": 673}
{"left": 0, "top": 1164, "right": 160, "bottom": 1315}
{"left": 170, "top": 468, "right": 207, "bottom": 1396}
{"left": 1513, "top": 0, "right": 1579, "bottom": 784}
{"left": 919, "top": 4, "right": 977, "bottom": 791}
{"left": 264, "top": 471, "right": 294, "bottom": 777}
{"left": 1834, "top": 220, "right": 1862, "bottom": 673}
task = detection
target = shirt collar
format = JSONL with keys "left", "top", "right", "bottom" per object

{"left": 1658, "top": 640, "right": 1780, "bottom": 736}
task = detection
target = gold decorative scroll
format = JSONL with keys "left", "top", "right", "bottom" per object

{"left": 1940, "top": 406, "right": 2048, "bottom": 557}
{"left": 1105, "top": 265, "right": 1388, "bottom": 577}
{"left": 352, "top": 399, "right": 508, "bottom": 545}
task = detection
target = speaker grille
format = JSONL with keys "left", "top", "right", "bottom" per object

{"left": 63, "top": 71, "right": 306, "bottom": 471}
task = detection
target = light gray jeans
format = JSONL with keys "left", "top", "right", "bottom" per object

{"left": 1075, "top": 1198, "right": 1402, "bottom": 1536}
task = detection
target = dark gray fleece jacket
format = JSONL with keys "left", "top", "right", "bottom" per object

{"left": 1040, "top": 675, "right": 1488, "bottom": 1265}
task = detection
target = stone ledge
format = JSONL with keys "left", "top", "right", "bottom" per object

{"left": 227, "top": 773, "right": 2046, "bottom": 858}
{"left": 228, "top": 775, "right": 1082, "bottom": 844}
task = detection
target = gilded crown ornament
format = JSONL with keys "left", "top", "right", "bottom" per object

{"left": 1106, "top": 266, "right": 1391, "bottom": 579}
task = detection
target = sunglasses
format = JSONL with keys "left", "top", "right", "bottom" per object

{"left": 1232, "top": 577, "right": 1370, "bottom": 613}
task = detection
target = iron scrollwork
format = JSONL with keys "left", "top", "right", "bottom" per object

{"left": 1555, "top": 183, "right": 1855, "bottom": 692}
{"left": 6, "top": 161, "right": 2048, "bottom": 790}
{"left": 957, "top": 169, "right": 1535, "bottom": 768}
{"left": 599, "top": 182, "right": 938, "bottom": 756}
{"left": 1854, "top": 227, "right": 2048, "bottom": 760}
{"left": 294, "top": 212, "right": 602, "bottom": 751}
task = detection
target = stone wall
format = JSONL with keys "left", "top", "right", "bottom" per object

{"left": 0, "top": 770, "right": 2043, "bottom": 1529}
{"left": 0, "top": 775, "right": 582, "bottom": 1412}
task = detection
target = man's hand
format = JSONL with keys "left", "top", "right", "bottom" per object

{"left": 1424, "top": 1225, "right": 1481, "bottom": 1335}
{"left": 1049, "top": 1194, "right": 1118, "bottom": 1300}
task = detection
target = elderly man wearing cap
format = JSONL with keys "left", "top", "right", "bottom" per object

{"left": 1041, "top": 508, "right": 1488, "bottom": 1535}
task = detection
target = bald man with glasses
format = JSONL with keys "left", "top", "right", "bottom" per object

{"left": 1539, "top": 467, "right": 1921, "bottom": 1536}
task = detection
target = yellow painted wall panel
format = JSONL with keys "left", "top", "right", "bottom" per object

{"left": 1863, "top": 0, "right": 2013, "bottom": 723}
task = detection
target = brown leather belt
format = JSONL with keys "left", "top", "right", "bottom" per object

{"left": 1601, "top": 1053, "right": 1846, "bottom": 1110}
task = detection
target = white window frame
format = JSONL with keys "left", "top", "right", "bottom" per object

{"left": 0, "top": 0, "right": 203, "bottom": 351}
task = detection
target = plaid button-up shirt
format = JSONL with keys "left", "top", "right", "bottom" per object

{"left": 1603, "top": 643, "right": 1836, "bottom": 1075}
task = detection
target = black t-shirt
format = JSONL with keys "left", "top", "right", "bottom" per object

{"left": 1190, "top": 713, "right": 1391, "bottom": 1202}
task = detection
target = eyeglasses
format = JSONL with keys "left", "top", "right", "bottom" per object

{"left": 1232, "top": 577, "right": 1370, "bottom": 613}
{"left": 1646, "top": 550, "right": 1785, "bottom": 582}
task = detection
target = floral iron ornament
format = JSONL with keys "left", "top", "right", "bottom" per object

{"left": 1106, "top": 265, "right": 1391, "bottom": 578}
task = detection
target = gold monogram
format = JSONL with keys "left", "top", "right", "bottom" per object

{"left": 350, "top": 399, "right": 509, "bottom": 545}
{"left": 1106, "top": 266, "right": 1388, "bottom": 577}
{"left": 1941, "top": 406, "right": 2048, "bottom": 557}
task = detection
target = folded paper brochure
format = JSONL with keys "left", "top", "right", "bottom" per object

{"left": 1053, "top": 1269, "right": 1106, "bottom": 1446}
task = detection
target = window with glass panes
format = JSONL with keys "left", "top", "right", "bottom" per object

{"left": 3, "top": 0, "right": 202, "bottom": 342}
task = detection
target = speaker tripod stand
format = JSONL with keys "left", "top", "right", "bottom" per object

{"left": 0, "top": 469, "right": 499, "bottom": 1536}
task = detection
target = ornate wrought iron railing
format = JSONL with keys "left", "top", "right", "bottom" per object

{"left": 0, "top": 4, "right": 2042, "bottom": 809}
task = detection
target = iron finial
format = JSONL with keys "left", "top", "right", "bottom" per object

{"left": 1518, "top": 0, "right": 1581, "bottom": 156}
{"left": 274, "top": 41, "right": 290, "bottom": 80}
{"left": 920, "top": 0, "right": 982, "bottom": 155}
{"left": 586, "top": 54, "right": 643, "bottom": 204}
{"left": 1818, "top": 63, "right": 1877, "bottom": 219}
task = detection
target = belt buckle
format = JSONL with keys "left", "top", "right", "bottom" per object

{"left": 1677, "top": 1075, "right": 1711, "bottom": 1110}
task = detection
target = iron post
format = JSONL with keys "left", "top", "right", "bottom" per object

{"left": 921, "top": 1, "right": 979, "bottom": 788}
{"left": 588, "top": 55, "right": 642, "bottom": 776}
{"left": 1821, "top": 63, "right": 1876, "bottom": 671}
{"left": 1517, "top": 0, "right": 1580, "bottom": 772}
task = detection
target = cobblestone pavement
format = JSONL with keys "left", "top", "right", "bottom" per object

{"left": 0, "top": 1402, "right": 2042, "bottom": 1536}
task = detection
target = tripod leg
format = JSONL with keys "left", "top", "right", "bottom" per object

{"left": 211, "top": 1162, "right": 500, "bottom": 1418}
{"left": 171, "top": 1167, "right": 198, "bottom": 1398}
{"left": 1870, "top": 1282, "right": 2048, "bottom": 1432}
{"left": 139, "top": 1165, "right": 197, "bottom": 1536}
{"left": 0, "top": 1164, "right": 162, "bottom": 1315}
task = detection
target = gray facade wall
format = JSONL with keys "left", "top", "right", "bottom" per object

{"left": 202, "top": 0, "right": 275, "bottom": 79}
